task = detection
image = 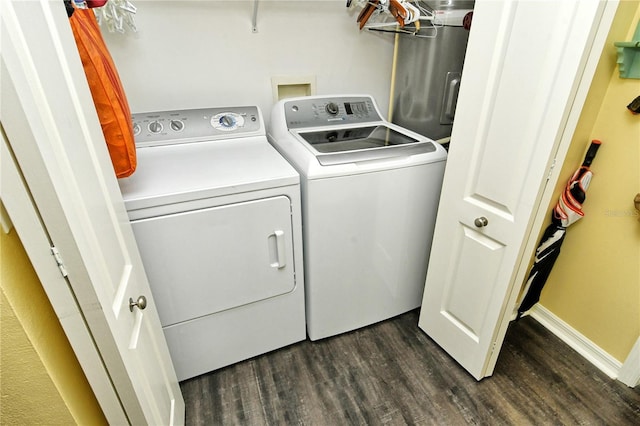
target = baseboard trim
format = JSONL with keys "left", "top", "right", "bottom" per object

{"left": 529, "top": 305, "right": 621, "bottom": 379}
{"left": 617, "top": 337, "right": 640, "bottom": 387}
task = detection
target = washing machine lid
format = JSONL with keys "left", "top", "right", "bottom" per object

{"left": 294, "top": 124, "right": 437, "bottom": 166}
{"left": 118, "top": 136, "right": 299, "bottom": 212}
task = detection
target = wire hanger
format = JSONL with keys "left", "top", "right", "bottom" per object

{"left": 351, "top": 1, "right": 441, "bottom": 38}
{"left": 94, "top": 0, "right": 138, "bottom": 34}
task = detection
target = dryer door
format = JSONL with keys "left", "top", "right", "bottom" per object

{"left": 131, "top": 195, "right": 296, "bottom": 327}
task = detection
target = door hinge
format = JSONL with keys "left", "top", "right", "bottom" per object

{"left": 546, "top": 158, "right": 557, "bottom": 182}
{"left": 50, "top": 246, "right": 68, "bottom": 278}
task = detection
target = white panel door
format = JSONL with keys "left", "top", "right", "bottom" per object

{"left": 1, "top": 1, "right": 184, "bottom": 423}
{"left": 419, "top": 0, "right": 609, "bottom": 380}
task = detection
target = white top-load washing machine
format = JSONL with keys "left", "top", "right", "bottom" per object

{"left": 268, "top": 95, "right": 447, "bottom": 341}
{"left": 118, "top": 106, "right": 305, "bottom": 381}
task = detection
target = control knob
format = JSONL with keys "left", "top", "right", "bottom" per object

{"left": 325, "top": 102, "right": 339, "bottom": 115}
{"left": 148, "top": 121, "right": 163, "bottom": 134}
{"left": 220, "top": 115, "right": 236, "bottom": 128}
{"left": 170, "top": 120, "right": 184, "bottom": 132}
{"left": 211, "top": 112, "right": 244, "bottom": 131}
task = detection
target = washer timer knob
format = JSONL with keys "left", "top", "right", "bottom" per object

{"left": 148, "top": 121, "right": 163, "bottom": 134}
{"left": 220, "top": 115, "right": 236, "bottom": 128}
{"left": 325, "top": 102, "right": 340, "bottom": 115}
{"left": 211, "top": 112, "right": 244, "bottom": 131}
{"left": 170, "top": 120, "right": 184, "bottom": 132}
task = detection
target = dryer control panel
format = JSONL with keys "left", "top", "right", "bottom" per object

{"left": 284, "top": 96, "right": 382, "bottom": 129}
{"left": 132, "top": 106, "right": 263, "bottom": 147}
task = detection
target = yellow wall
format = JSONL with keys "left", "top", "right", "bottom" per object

{"left": 0, "top": 226, "right": 107, "bottom": 425}
{"left": 539, "top": 1, "right": 640, "bottom": 363}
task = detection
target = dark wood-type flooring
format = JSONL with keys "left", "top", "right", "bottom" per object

{"left": 181, "top": 310, "right": 640, "bottom": 425}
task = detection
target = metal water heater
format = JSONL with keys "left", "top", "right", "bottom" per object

{"left": 391, "top": 1, "right": 474, "bottom": 144}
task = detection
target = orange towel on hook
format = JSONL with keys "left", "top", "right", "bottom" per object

{"left": 69, "top": 8, "right": 137, "bottom": 178}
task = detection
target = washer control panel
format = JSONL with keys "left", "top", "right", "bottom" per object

{"left": 283, "top": 96, "right": 382, "bottom": 129}
{"left": 132, "top": 106, "right": 262, "bottom": 147}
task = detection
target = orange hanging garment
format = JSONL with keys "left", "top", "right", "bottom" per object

{"left": 69, "top": 8, "right": 136, "bottom": 178}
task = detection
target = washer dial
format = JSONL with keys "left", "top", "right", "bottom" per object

{"left": 325, "top": 102, "right": 340, "bottom": 115}
{"left": 211, "top": 113, "right": 245, "bottom": 131}
{"left": 148, "top": 120, "right": 163, "bottom": 134}
{"left": 170, "top": 119, "right": 185, "bottom": 132}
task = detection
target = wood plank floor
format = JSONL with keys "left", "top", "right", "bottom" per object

{"left": 180, "top": 311, "right": 640, "bottom": 425}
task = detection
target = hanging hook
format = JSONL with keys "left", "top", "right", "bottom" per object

{"left": 252, "top": 0, "right": 259, "bottom": 33}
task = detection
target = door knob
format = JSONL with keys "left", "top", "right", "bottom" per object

{"left": 129, "top": 295, "right": 147, "bottom": 312}
{"left": 474, "top": 217, "right": 489, "bottom": 227}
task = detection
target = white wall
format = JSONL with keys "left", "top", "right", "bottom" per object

{"left": 103, "top": 1, "right": 395, "bottom": 124}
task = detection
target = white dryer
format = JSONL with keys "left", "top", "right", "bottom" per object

{"left": 118, "top": 106, "right": 305, "bottom": 381}
{"left": 268, "top": 95, "right": 446, "bottom": 341}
